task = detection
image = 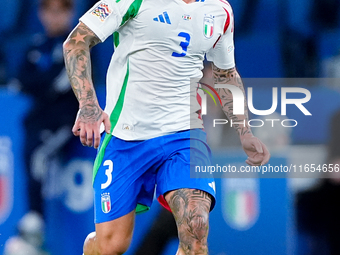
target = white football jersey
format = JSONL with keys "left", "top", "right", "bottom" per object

{"left": 80, "top": 0, "right": 235, "bottom": 140}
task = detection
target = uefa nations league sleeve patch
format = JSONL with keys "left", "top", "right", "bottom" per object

{"left": 91, "top": 3, "right": 113, "bottom": 22}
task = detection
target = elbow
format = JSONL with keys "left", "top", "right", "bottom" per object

{"left": 63, "top": 38, "right": 72, "bottom": 54}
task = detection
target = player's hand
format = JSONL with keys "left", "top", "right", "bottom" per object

{"left": 72, "top": 104, "right": 111, "bottom": 149}
{"left": 241, "top": 134, "right": 270, "bottom": 166}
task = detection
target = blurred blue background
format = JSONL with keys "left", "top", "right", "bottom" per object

{"left": 1, "top": 0, "right": 340, "bottom": 254}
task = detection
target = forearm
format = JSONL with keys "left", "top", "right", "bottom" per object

{"left": 212, "top": 64, "right": 252, "bottom": 138}
{"left": 63, "top": 22, "right": 101, "bottom": 122}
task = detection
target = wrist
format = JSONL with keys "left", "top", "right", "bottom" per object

{"left": 79, "top": 101, "right": 99, "bottom": 109}
{"left": 239, "top": 131, "right": 253, "bottom": 142}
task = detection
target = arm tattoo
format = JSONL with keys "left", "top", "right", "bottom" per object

{"left": 77, "top": 104, "right": 102, "bottom": 122}
{"left": 63, "top": 22, "right": 102, "bottom": 123}
{"left": 168, "top": 189, "right": 211, "bottom": 254}
{"left": 212, "top": 65, "right": 252, "bottom": 137}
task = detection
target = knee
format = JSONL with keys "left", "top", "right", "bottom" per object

{"left": 83, "top": 231, "right": 131, "bottom": 255}
{"left": 190, "top": 212, "right": 210, "bottom": 241}
{"left": 83, "top": 232, "right": 96, "bottom": 255}
{"left": 166, "top": 189, "right": 212, "bottom": 254}
{"left": 97, "top": 235, "right": 131, "bottom": 255}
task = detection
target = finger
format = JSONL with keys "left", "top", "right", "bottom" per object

{"left": 260, "top": 144, "right": 271, "bottom": 165}
{"left": 86, "top": 127, "right": 94, "bottom": 147}
{"left": 104, "top": 115, "right": 111, "bottom": 134}
{"left": 79, "top": 123, "right": 87, "bottom": 146}
{"left": 246, "top": 157, "right": 262, "bottom": 166}
{"left": 246, "top": 159, "right": 257, "bottom": 166}
{"left": 246, "top": 159, "right": 261, "bottom": 166}
{"left": 93, "top": 127, "right": 101, "bottom": 149}
{"left": 252, "top": 138, "right": 263, "bottom": 154}
{"left": 72, "top": 121, "right": 80, "bottom": 136}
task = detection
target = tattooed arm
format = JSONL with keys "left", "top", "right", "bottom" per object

{"left": 212, "top": 65, "right": 251, "bottom": 137}
{"left": 63, "top": 22, "right": 111, "bottom": 149}
{"left": 212, "top": 64, "right": 270, "bottom": 165}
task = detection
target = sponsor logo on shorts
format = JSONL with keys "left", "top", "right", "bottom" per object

{"left": 208, "top": 181, "right": 216, "bottom": 193}
{"left": 91, "top": 3, "right": 112, "bottom": 22}
{"left": 101, "top": 193, "right": 111, "bottom": 213}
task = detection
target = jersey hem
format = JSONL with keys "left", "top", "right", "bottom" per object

{"left": 111, "top": 125, "right": 204, "bottom": 141}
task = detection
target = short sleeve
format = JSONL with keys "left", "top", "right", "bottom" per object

{"left": 206, "top": 5, "right": 235, "bottom": 69}
{"left": 79, "top": 0, "right": 142, "bottom": 42}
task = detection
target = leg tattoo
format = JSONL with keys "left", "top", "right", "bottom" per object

{"left": 167, "top": 189, "right": 212, "bottom": 255}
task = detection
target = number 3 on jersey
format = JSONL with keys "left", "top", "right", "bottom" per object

{"left": 172, "top": 32, "right": 191, "bottom": 57}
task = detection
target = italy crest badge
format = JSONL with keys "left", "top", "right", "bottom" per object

{"left": 203, "top": 15, "right": 214, "bottom": 38}
{"left": 101, "top": 193, "right": 111, "bottom": 214}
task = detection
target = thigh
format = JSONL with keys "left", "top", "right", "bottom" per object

{"left": 93, "top": 210, "right": 135, "bottom": 255}
{"left": 95, "top": 210, "right": 135, "bottom": 237}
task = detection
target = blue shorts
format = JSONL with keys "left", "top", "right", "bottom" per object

{"left": 93, "top": 129, "right": 216, "bottom": 223}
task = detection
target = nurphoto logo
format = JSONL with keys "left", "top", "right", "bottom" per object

{"left": 198, "top": 81, "right": 312, "bottom": 128}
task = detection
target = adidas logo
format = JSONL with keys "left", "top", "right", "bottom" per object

{"left": 153, "top": 11, "right": 171, "bottom": 24}
{"left": 208, "top": 181, "right": 216, "bottom": 192}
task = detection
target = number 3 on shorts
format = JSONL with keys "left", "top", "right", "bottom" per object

{"left": 101, "top": 160, "right": 113, "bottom": 189}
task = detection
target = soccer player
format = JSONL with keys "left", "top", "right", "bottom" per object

{"left": 63, "top": 0, "right": 270, "bottom": 254}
